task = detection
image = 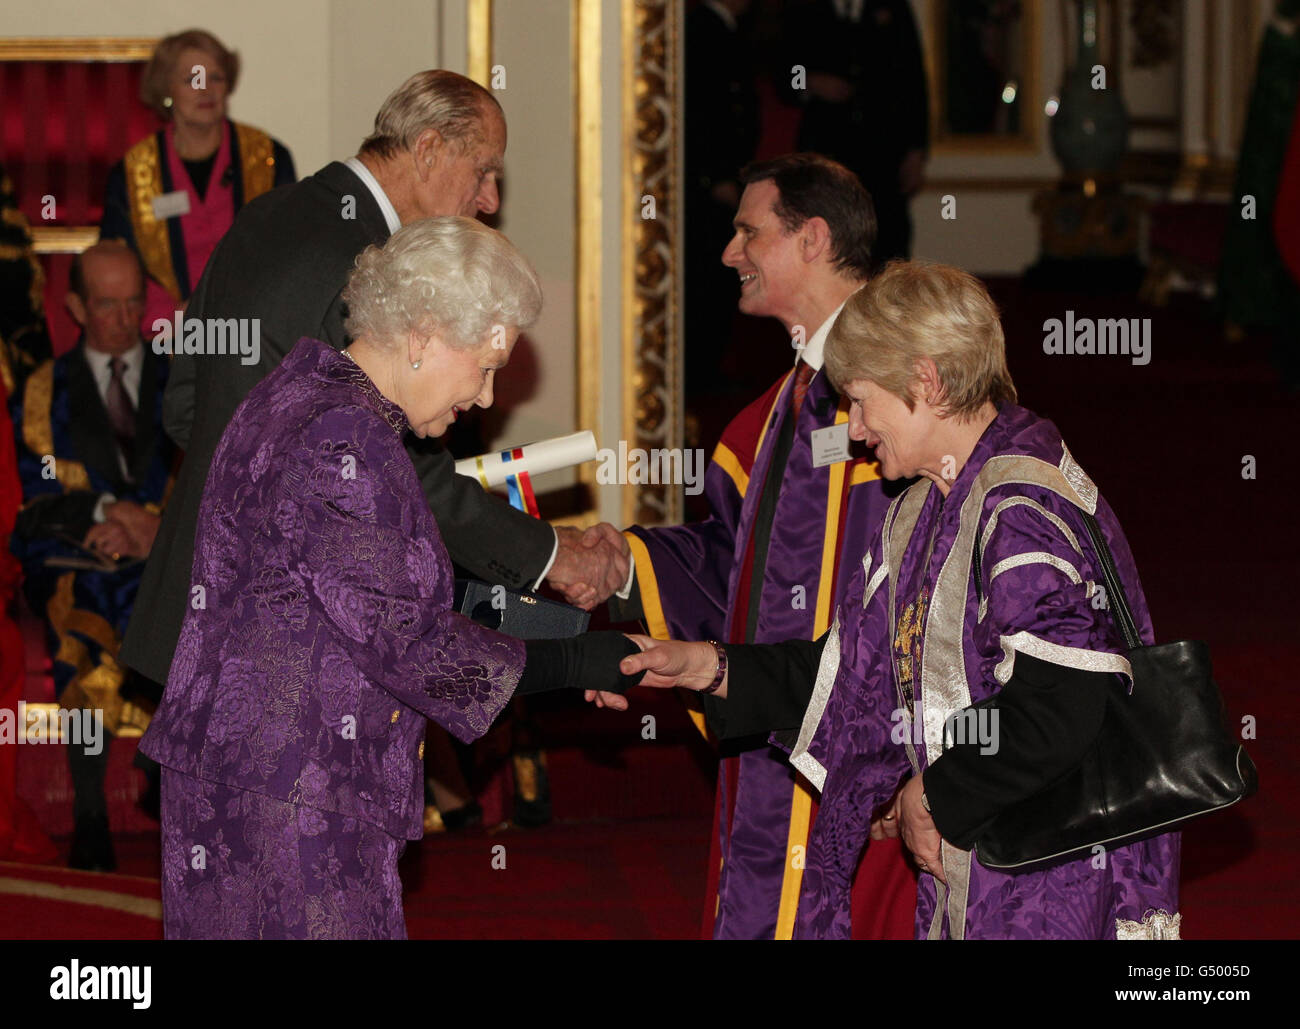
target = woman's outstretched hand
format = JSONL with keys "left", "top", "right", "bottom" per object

{"left": 584, "top": 635, "right": 724, "bottom": 708}
{"left": 619, "top": 635, "right": 721, "bottom": 692}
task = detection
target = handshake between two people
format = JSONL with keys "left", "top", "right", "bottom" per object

{"left": 546, "top": 522, "right": 634, "bottom": 610}
{"left": 563, "top": 635, "right": 727, "bottom": 712}
{"left": 538, "top": 521, "right": 726, "bottom": 708}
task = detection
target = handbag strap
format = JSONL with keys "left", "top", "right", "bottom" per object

{"left": 971, "top": 506, "right": 1141, "bottom": 651}
{"left": 1081, "top": 512, "right": 1142, "bottom": 651}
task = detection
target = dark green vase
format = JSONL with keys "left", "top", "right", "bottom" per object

{"left": 1050, "top": 0, "right": 1129, "bottom": 175}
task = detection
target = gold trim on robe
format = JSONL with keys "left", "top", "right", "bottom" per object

{"left": 123, "top": 134, "right": 182, "bottom": 302}
{"left": 1, "top": 339, "right": 13, "bottom": 397}
{"left": 122, "top": 122, "right": 280, "bottom": 303}
{"left": 234, "top": 122, "right": 276, "bottom": 198}
{"left": 46, "top": 571, "right": 146, "bottom": 736}
{"left": 21, "top": 363, "right": 91, "bottom": 491}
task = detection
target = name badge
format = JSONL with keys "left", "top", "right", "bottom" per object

{"left": 151, "top": 190, "right": 191, "bottom": 220}
{"left": 811, "top": 423, "right": 852, "bottom": 467}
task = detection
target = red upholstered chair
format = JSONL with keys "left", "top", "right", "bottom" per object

{"left": 1140, "top": 200, "right": 1231, "bottom": 308}
{"left": 0, "top": 38, "right": 160, "bottom": 355}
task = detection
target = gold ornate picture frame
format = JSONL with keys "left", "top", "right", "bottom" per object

{"left": 475, "top": 1, "right": 682, "bottom": 529}
{"left": 927, "top": 0, "right": 1040, "bottom": 154}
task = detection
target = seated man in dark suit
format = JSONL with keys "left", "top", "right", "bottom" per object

{"left": 8, "top": 241, "right": 175, "bottom": 870}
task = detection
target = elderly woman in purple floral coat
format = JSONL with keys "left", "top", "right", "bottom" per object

{"left": 621, "top": 261, "right": 1181, "bottom": 940}
{"left": 140, "top": 218, "right": 639, "bottom": 939}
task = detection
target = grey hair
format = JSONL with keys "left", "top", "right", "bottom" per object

{"left": 359, "top": 69, "right": 502, "bottom": 160}
{"left": 343, "top": 216, "right": 543, "bottom": 349}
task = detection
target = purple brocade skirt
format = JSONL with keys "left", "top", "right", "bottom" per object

{"left": 159, "top": 769, "right": 407, "bottom": 939}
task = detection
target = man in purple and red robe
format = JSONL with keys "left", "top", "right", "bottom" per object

{"left": 600, "top": 155, "right": 916, "bottom": 939}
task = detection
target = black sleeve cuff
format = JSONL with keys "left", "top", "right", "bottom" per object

{"left": 703, "top": 633, "right": 827, "bottom": 740}
{"left": 13, "top": 491, "right": 99, "bottom": 541}
{"left": 923, "top": 651, "right": 1111, "bottom": 850}
{"left": 518, "top": 632, "right": 643, "bottom": 696}
{"left": 606, "top": 579, "right": 644, "bottom": 623}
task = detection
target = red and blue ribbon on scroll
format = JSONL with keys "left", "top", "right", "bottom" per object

{"left": 500, "top": 447, "right": 540, "bottom": 518}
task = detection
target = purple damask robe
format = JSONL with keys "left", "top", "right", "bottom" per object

{"left": 139, "top": 337, "right": 525, "bottom": 939}
{"left": 789, "top": 404, "right": 1181, "bottom": 939}
{"left": 625, "top": 361, "right": 892, "bottom": 938}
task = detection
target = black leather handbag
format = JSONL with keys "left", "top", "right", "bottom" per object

{"left": 957, "top": 512, "right": 1258, "bottom": 871}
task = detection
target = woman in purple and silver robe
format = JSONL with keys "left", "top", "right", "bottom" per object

{"left": 139, "top": 218, "right": 641, "bottom": 939}
{"left": 621, "top": 261, "right": 1181, "bottom": 940}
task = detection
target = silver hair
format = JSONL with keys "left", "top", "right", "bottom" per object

{"left": 342, "top": 217, "right": 543, "bottom": 349}
{"left": 359, "top": 69, "right": 502, "bottom": 159}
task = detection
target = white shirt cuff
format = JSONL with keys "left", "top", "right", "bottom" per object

{"left": 615, "top": 551, "right": 636, "bottom": 600}
{"left": 93, "top": 493, "right": 117, "bottom": 524}
{"left": 531, "top": 528, "right": 560, "bottom": 591}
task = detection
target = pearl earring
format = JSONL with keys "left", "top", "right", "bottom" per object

{"left": 411, "top": 360, "right": 422, "bottom": 370}
{"left": 163, "top": 96, "right": 173, "bottom": 109}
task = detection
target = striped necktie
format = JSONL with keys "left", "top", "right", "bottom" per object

{"left": 106, "top": 356, "right": 136, "bottom": 477}
{"left": 792, "top": 359, "right": 815, "bottom": 420}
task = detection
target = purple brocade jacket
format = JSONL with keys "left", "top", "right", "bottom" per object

{"left": 140, "top": 338, "right": 525, "bottom": 840}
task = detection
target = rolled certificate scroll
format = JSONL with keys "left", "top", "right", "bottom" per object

{"left": 454, "top": 430, "right": 598, "bottom": 489}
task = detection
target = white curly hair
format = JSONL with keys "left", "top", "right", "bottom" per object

{"left": 342, "top": 216, "right": 542, "bottom": 350}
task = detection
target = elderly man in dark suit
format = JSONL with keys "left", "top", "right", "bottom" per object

{"left": 9, "top": 241, "right": 175, "bottom": 869}
{"left": 122, "top": 70, "right": 630, "bottom": 689}
{"left": 120, "top": 70, "right": 629, "bottom": 828}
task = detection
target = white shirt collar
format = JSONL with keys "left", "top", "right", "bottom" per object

{"left": 84, "top": 340, "right": 144, "bottom": 407}
{"left": 798, "top": 299, "right": 849, "bottom": 373}
{"left": 345, "top": 156, "right": 401, "bottom": 234}
{"left": 84, "top": 340, "right": 143, "bottom": 376}
{"left": 704, "top": 0, "right": 738, "bottom": 30}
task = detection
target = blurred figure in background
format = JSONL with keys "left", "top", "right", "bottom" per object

{"left": 0, "top": 165, "right": 53, "bottom": 397}
{"left": 0, "top": 393, "right": 56, "bottom": 862}
{"left": 785, "top": 0, "right": 928, "bottom": 265}
{"left": 101, "top": 28, "right": 295, "bottom": 332}
{"left": 0, "top": 167, "right": 57, "bottom": 861}
{"left": 1219, "top": 0, "right": 1300, "bottom": 388}
{"left": 685, "top": 0, "right": 760, "bottom": 396}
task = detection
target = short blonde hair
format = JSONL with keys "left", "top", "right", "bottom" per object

{"left": 343, "top": 217, "right": 542, "bottom": 349}
{"left": 140, "top": 29, "right": 240, "bottom": 118}
{"left": 824, "top": 260, "right": 1017, "bottom": 419}
{"left": 359, "top": 70, "right": 502, "bottom": 160}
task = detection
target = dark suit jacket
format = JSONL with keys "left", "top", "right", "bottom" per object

{"left": 786, "top": 0, "right": 929, "bottom": 186}
{"left": 685, "top": 3, "right": 759, "bottom": 196}
{"left": 119, "top": 162, "right": 555, "bottom": 685}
